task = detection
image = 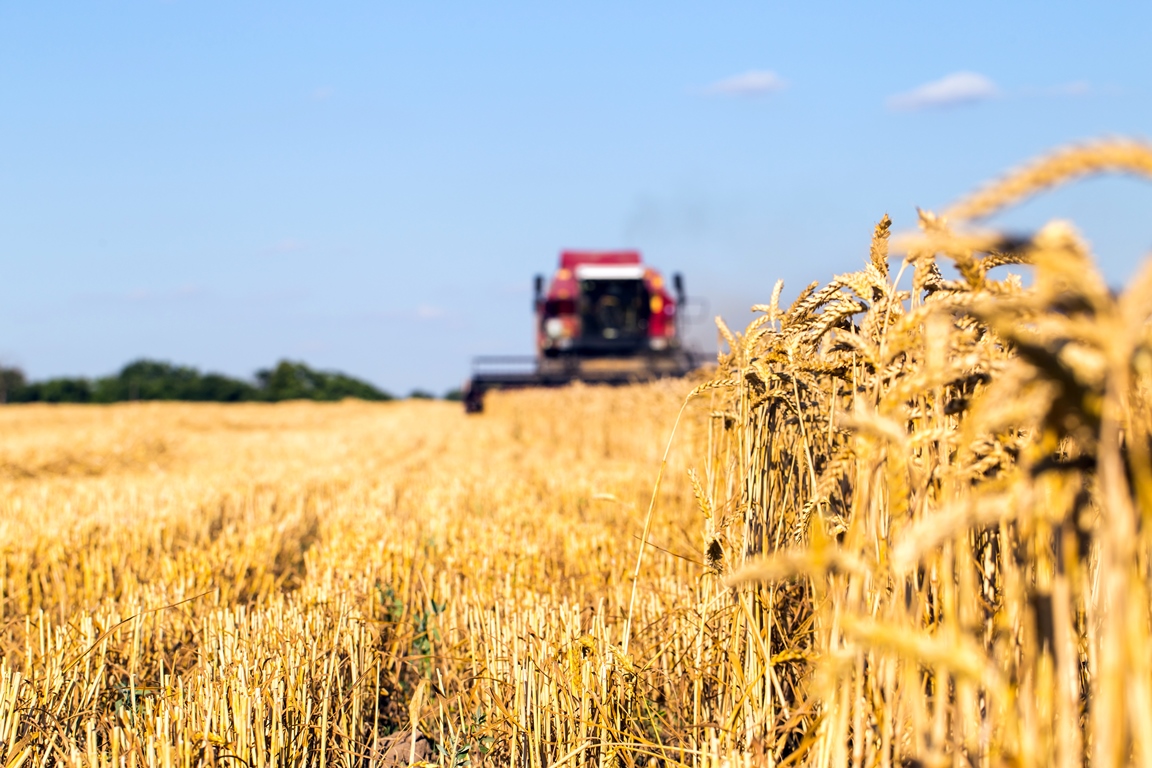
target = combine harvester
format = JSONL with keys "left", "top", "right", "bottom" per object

{"left": 463, "top": 250, "right": 707, "bottom": 412}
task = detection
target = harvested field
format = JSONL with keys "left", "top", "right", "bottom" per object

{"left": 0, "top": 388, "right": 729, "bottom": 766}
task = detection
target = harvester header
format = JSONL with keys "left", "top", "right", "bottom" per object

{"left": 463, "top": 250, "right": 703, "bottom": 412}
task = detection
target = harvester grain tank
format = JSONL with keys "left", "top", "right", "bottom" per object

{"left": 463, "top": 250, "right": 704, "bottom": 412}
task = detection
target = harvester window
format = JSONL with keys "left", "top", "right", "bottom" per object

{"left": 579, "top": 279, "right": 648, "bottom": 341}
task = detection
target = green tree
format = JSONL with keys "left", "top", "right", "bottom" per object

{"left": 0, "top": 366, "right": 27, "bottom": 403}
{"left": 1, "top": 359, "right": 393, "bottom": 405}
{"left": 21, "top": 377, "right": 93, "bottom": 403}
{"left": 92, "top": 359, "right": 258, "bottom": 402}
{"left": 255, "top": 360, "right": 392, "bottom": 402}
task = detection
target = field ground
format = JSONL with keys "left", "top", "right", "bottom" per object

{"left": 0, "top": 387, "right": 732, "bottom": 766}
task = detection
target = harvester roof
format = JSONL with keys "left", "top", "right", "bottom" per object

{"left": 559, "top": 250, "right": 641, "bottom": 269}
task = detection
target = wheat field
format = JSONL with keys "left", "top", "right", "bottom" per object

{"left": 3, "top": 139, "right": 1152, "bottom": 767}
{"left": 0, "top": 387, "right": 732, "bottom": 767}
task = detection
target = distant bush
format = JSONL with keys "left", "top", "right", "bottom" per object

{"left": 92, "top": 360, "right": 258, "bottom": 403}
{"left": 27, "top": 377, "right": 95, "bottom": 403}
{"left": 0, "top": 359, "right": 393, "bottom": 404}
{"left": 255, "top": 360, "right": 392, "bottom": 402}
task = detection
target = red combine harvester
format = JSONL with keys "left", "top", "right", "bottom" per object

{"left": 462, "top": 250, "right": 706, "bottom": 412}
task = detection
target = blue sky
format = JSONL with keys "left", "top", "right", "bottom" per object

{"left": 2, "top": 2, "right": 1151, "bottom": 395}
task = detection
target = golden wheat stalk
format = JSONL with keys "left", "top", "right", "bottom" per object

{"left": 943, "top": 137, "right": 1152, "bottom": 222}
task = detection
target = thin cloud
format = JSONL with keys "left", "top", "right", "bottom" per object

{"left": 310, "top": 86, "right": 333, "bottom": 101}
{"left": 73, "top": 284, "right": 208, "bottom": 305}
{"left": 265, "top": 238, "right": 307, "bottom": 255}
{"left": 1048, "top": 79, "right": 1091, "bottom": 96}
{"left": 887, "top": 71, "right": 1000, "bottom": 111}
{"left": 415, "top": 304, "right": 445, "bottom": 319}
{"left": 1020, "top": 80, "right": 1095, "bottom": 98}
{"left": 123, "top": 284, "right": 206, "bottom": 303}
{"left": 362, "top": 305, "right": 449, "bottom": 322}
{"left": 705, "top": 70, "right": 788, "bottom": 97}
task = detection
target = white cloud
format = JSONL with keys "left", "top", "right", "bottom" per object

{"left": 311, "top": 86, "right": 333, "bottom": 101}
{"left": 415, "top": 304, "right": 444, "bottom": 319}
{"left": 887, "top": 71, "right": 1000, "bottom": 111}
{"left": 705, "top": 70, "right": 788, "bottom": 97}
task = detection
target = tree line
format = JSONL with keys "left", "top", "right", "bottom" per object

{"left": 0, "top": 359, "right": 459, "bottom": 404}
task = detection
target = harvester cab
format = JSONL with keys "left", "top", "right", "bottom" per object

{"left": 463, "top": 251, "right": 704, "bottom": 412}
{"left": 537, "top": 251, "right": 678, "bottom": 359}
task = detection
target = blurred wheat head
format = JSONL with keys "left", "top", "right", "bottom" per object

{"left": 698, "top": 138, "right": 1152, "bottom": 768}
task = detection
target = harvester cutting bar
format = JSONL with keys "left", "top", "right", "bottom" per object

{"left": 462, "top": 352, "right": 708, "bottom": 413}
